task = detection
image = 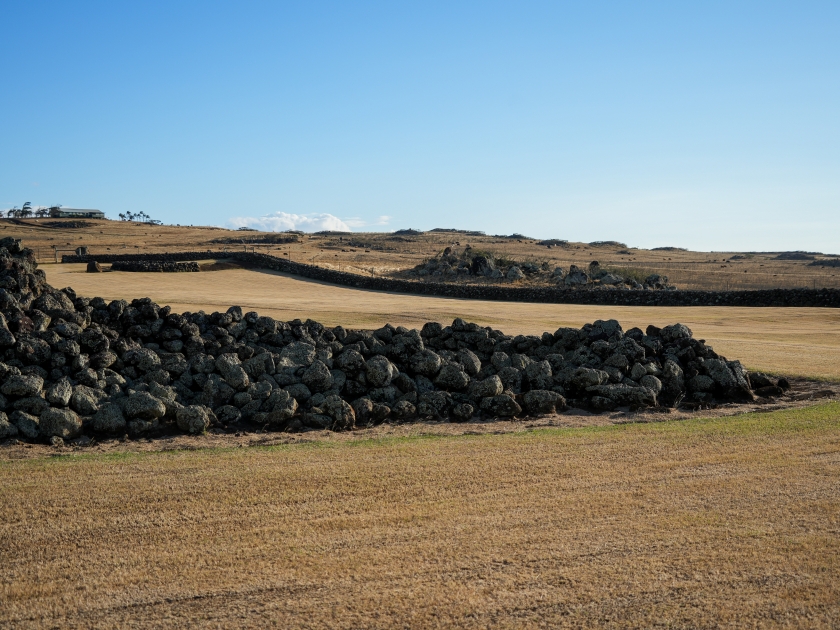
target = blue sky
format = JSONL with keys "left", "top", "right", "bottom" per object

{"left": 1, "top": 1, "right": 838, "bottom": 251}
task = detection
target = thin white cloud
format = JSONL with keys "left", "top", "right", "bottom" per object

{"left": 228, "top": 212, "right": 352, "bottom": 232}
{"left": 342, "top": 215, "right": 391, "bottom": 229}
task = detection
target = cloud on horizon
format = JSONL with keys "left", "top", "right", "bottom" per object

{"left": 228, "top": 212, "right": 352, "bottom": 232}
{"left": 227, "top": 212, "right": 391, "bottom": 232}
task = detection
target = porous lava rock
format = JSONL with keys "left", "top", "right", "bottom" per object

{"left": 0, "top": 237, "right": 792, "bottom": 444}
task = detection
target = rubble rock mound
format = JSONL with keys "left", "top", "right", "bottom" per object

{"left": 0, "top": 238, "right": 788, "bottom": 444}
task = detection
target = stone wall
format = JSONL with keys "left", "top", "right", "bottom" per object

{"left": 63, "top": 251, "right": 840, "bottom": 308}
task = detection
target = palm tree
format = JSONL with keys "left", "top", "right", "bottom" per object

{"left": 19, "top": 202, "right": 33, "bottom": 218}
{"left": 35, "top": 207, "right": 49, "bottom": 218}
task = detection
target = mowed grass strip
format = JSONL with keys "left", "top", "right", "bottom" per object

{"left": 2, "top": 404, "right": 840, "bottom": 628}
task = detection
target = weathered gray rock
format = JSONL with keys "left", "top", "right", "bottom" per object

{"left": 365, "top": 355, "right": 397, "bottom": 388}
{"left": 522, "top": 390, "right": 566, "bottom": 415}
{"left": 302, "top": 359, "right": 334, "bottom": 393}
{"left": 215, "top": 353, "right": 250, "bottom": 390}
{"left": 660, "top": 360, "right": 685, "bottom": 406}
{"left": 417, "top": 391, "right": 451, "bottom": 418}
{"left": 277, "top": 341, "right": 316, "bottom": 368}
{"left": 480, "top": 395, "right": 521, "bottom": 417}
{"left": 660, "top": 323, "right": 692, "bottom": 343}
{"left": 491, "top": 352, "right": 511, "bottom": 370}
{"left": 92, "top": 403, "right": 127, "bottom": 434}
{"left": 506, "top": 266, "right": 525, "bottom": 280}
{"left": 284, "top": 383, "right": 312, "bottom": 403}
{"left": 564, "top": 265, "right": 589, "bottom": 286}
{"left": 336, "top": 349, "right": 366, "bottom": 374}
{"left": 10, "top": 410, "right": 39, "bottom": 439}
{"left": 13, "top": 396, "right": 50, "bottom": 416}
{"left": 688, "top": 375, "right": 714, "bottom": 392}
{"left": 70, "top": 385, "right": 106, "bottom": 415}
{"left": 451, "top": 403, "right": 475, "bottom": 422}
{"left": 589, "top": 384, "right": 656, "bottom": 407}
{"left": 123, "top": 392, "right": 167, "bottom": 420}
{"left": 704, "top": 359, "right": 737, "bottom": 388}
{"left": 125, "top": 348, "right": 162, "bottom": 373}
{"left": 40, "top": 408, "right": 82, "bottom": 439}
{"left": 434, "top": 363, "right": 470, "bottom": 390}
{"left": 469, "top": 375, "right": 504, "bottom": 399}
{"left": 410, "top": 349, "right": 443, "bottom": 377}
{"left": 525, "top": 360, "right": 553, "bottom": 390}
{"left": 457, "top": 349, "right": 482, "bottom": 376}
{"left": 177, "top": 405, "right": 211, "bottom": 434}
{"left": 0, "top": 313, "right": 16, "bottom": 347}
{"left": 639, "top": 375, "right": 663, "bottom": 395}
{"left": 571, "top": 367, "right": 609, "bottom": 390}
{"left": 266, "top": 390, "right": 298, "bottom": 425}
{"left": 391, "top": 400, "right": 416, "bottom": 419}
{"left": 0, "top": 412, "right": 18, "bottom": 439}
{"left": 215, "top": 405, "right": 241, "bottom": 425}
{"left": 629, "top": 363, "right": 648, "bottom": 381}
{"left": 1, "top": 374, "right": 43, "bottom": 397}
{"left": 323, "top": 395, "right": 355, "bottom": 431}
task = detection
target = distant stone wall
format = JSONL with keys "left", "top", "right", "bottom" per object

{"left": 111, "top": 260, "right": 200, "bottom": 273}
{"left": 63, "top": 251, "right": 840, "bottom": 308}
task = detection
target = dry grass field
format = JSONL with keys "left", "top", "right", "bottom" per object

{"left": 46, "top": 263, "right": 840, "bottom": 380}
{"left": 2, "top": 403, "right": 839, "bottom": 628}
{"left": 4, "top": 217, "right": 840, "bottom": 290}
{"left": 5, "top": 220, "right": 840, "bottom": 627}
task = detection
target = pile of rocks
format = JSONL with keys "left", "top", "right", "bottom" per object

{"left": 0, "top": 237, "right": 787, "bottom": 444}
{"left": 407, "top": 252, "right": 674, "bottom": 291}
{"left": 556, "top": 261, "right": 674, "bottom": 290}
{"left": 110, "top": 261, "right": 201, "bottom": 272}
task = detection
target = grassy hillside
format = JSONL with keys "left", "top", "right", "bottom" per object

{"left": 4, "top": 217, "right": 839, "bottom": 291}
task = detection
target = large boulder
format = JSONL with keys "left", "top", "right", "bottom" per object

{"left": 522, "top": 390, "right": 566, "bottom": 415}
{"left": 277, "top": 342, "right": 316, "bottom": 368}
{"left": 434, "top": 363, "right": 470, "bottom": 390}
{"left": 322, "top": 395, "right": 355, "bottom": 431}
{"left": 0, "top": 412, "right": 18, "bottom": 439}
{"left": 506, "top": 266, "right": 525, "bottom": 280}
{"left": 92, "top": 403, "right": 127, "bottom": 434}
{"left": 302, "top": 360, "right": 334, "bottom": 392}
{"left": 216, "top": 353, "right": 250, "bottom": 390}
{"left": 39, "top": 408, "right": 82, "bottom": 439}
{"left": 45, "top": 378, "right": 73, "bottom": 407}
{"left": 9, "top": 411, "right": 39, "bottom": 439}
{"left": 480, "top": 395, "right": 521, "bottom": 417}
{"left": 365, "top": 356, "right": 397, "bottom": 388}
{"left": 410, "top": 350, "right": 443, "bottom": 377}
{"left": 70, "top": 385, "right": 107, "bottom": 415}
{"left": 176, "top": 405, "right": 211, "bottom": 434}
{"left": 123, "top": 392, "right": 167, "bottom": 420}
{"left": 266, "top": 390, "right": 298, "bottom": 425}
{"left": 1, "top": 374, "right": 43, "bottom": 398}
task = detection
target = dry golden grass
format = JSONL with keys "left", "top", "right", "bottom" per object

{"left": 5, "top": 217, "right": 840, "bottom": 290}
{"left": 2, "top": 403, "right": 839, "bottom": 628}
{"left": 46, "top": 263, "right": 840, "bottom": 380}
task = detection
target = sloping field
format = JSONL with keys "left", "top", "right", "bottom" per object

{"left": 45, "top": 263, "right": 840, "bottom": 380}
{"left": 2, "top": 403, "right": 839, "bottom": 628}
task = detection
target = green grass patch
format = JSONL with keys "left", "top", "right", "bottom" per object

{"left": 4, "top": 402, "right": 838, "bottom": 470}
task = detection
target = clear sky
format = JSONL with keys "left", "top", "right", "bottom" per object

{"left": 1, "top": 1, "right": 838, "bottom": 252}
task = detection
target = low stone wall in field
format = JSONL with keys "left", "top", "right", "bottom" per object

{"left": 110, "top": 260, "right": 200, "bottom": 273}
{"left": 62, "top": 251, "right": 840, "bottom": 308}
